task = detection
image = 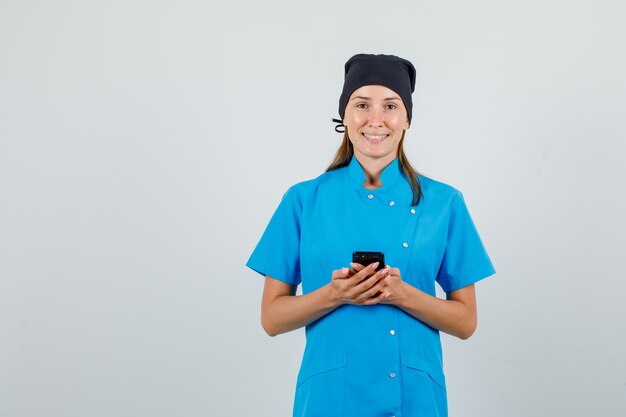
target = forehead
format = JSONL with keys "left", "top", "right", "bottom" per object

{"left": 349, "top": 85, "right": 401, "bottom": 100}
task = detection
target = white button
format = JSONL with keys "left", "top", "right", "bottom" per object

{"left": 389, "top": 329, "right": 395, "bottom": 335}
{"left": 389, "top": 201, "right": 395, "bottom": 206}
{"left": 389, "top": 372, "right": 396, "bottom": 378}
{"left": 402, "top": 242, "right": 409, "bottom": 248}
{"left": 410, "top": 208, "right": 416, "bottom": 214}
{"left": 367, "top": 194, "right": 374, "bottom": 199}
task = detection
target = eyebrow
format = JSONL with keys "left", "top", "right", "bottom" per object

{"left": 350, "top": 96, "right": 401, "bottom": 101}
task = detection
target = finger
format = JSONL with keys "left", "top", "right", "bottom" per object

{"left": 361, "top": 296, "right": 381, "bottom": 305}
{"left": 355, "top": 266, "right": 389, "bottom": 293}
{"left": 346, "top": 268, "right": 356, "bottom": 277}
{"left": 384, "top": 267, "right": 400, "bottom": 279}
{"left": 331, "top": 267, "right": 350, "bottom": 280}
{"left": 366, "top": 290, "right": 390, "bottom": 304}
{"left": 348, "top": 262, "right": 369, "bottom": 279}
{"left": 352, "top": 262, "right": 380, "bottom": 283}
{"left": 350, "top": 262, "right": 365, "bottom": 272}
{"left": 359, "top": 276, "right": 388, "bottom": 299}
{"left": 362, "top": 287, "right": 389, "bottom": 305}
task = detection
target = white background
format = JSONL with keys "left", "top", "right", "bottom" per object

{"left": 1, "top": 1, "right": 625, "bottom": 416}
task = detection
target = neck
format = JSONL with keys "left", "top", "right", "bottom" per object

{"left": 354, "top": 151, "right": 397, "bottom": 189}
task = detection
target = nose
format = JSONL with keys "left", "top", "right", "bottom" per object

{"left": 368, "top": 107, "right": 384, "bottom": 127}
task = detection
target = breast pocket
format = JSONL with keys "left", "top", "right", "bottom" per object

{"left": 294, "top": 353, "right": 347, "bottom": 417}
{"left": 400, "top": 352, "right": 448, "bottom": 417}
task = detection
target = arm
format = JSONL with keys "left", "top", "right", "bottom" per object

{"left": 350, "top": 264, "right": 478, "bottom": 340}
{"left": 260, "top": 276, "right": 338, "bottom": 337}
{"left": 393, "top": 283, "right": 477, "bottom": 340}
{"left": 261, "top": 263, "right": 389, "bottom": 336}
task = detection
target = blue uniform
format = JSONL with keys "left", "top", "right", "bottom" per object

{"left": 246, "top": 155, "right": 496, "bottom": 417}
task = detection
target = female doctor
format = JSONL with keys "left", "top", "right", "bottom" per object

{"left": 246, "top": 53, "right": 496, "bottom": 417}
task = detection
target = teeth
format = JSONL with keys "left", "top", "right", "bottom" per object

{"left": 363, "top": 133, "right": 387, "bottom": 140}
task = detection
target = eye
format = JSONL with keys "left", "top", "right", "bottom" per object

{"left": 386, "top": 103, "right": 398, "bottom": 110}
{"left": 356, "top": 102, "right": 368, "bottom": 109}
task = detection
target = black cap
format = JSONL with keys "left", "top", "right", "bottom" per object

{"left": 338, "top": 53, "right": 416, "bottom": 126}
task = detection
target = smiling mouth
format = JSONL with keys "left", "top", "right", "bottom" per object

{"left": 362, "top": 132, "right": 389, "bottom": 143}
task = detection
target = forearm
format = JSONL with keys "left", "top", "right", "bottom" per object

{"left": 395, "top": 283, "right": 476, "bottom": 339}
{"left": 262, "top": 284, "right": 340, "bottom": 336}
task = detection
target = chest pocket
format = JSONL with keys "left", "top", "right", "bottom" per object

{"left": 294, "top": 353, "right": 347, "bottom": 417}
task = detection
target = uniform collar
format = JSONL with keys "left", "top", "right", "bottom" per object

{"left": 347, "top": 154, "right": 408, "bottom": 197}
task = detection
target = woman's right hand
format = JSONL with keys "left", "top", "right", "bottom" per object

{"left": 329, "top": 262, "right": 390, "bottom": 306}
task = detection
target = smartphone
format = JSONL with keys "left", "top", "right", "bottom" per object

{"left": 352, "top": 251, "right": 385, "bottom": 272}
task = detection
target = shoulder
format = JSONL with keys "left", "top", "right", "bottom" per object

{"left": 417, "top": 174, "right": 463, "bottom": 204}
{"left": 283, "top": 168, "right": 346, "bottom": 202}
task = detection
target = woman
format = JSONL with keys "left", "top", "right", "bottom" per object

{"left": 246, "top": 53, "right": 496, "bottom": 417}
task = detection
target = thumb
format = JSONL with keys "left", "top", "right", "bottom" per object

{"left": 332, "top": 267, "right": 349, "bottom": 280}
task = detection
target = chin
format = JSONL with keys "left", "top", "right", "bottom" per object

{"left": 357, "top": 148, "right": 394, "bottom": 160}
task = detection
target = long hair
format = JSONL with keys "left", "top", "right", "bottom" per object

{"left": 326, "top": 130, "right": 424, "bottom": 206}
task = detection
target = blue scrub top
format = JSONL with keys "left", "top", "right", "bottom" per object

{"left": 246, "top": 155, "right": 496, "bottom": 417}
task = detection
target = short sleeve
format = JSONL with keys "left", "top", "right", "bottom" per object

{"left": 246, "top": 187, "right": 302, "bottom": 286}
{"left": 436, "top": 190, "right": 496, "bottom": 292}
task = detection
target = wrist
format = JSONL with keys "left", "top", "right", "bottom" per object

{"left": 395, "top": 281, "right": 414, "bottom": 308}
{"left": 323, "top": 282, "right": 343, "bottom": 308}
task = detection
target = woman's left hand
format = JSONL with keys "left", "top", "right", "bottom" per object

{"left": 349, "top": 263, "right": 409, "bottom": 305}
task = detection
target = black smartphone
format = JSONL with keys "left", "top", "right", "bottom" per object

{"left": 352, "top": 251, "right": 385, "bottom": 272}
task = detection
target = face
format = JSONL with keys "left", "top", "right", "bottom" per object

{"left": 343, "top": 85, "right": 409, "bottom": 164}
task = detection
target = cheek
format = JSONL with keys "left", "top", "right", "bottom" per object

{"left": 345, "top": 112, "right": 367, "bottom": 128}
{"left": 347, "top": 132, "right": 360, "bottom": 147}
{"left": 388, "top": 114, "right": 407, "bottom": 129}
